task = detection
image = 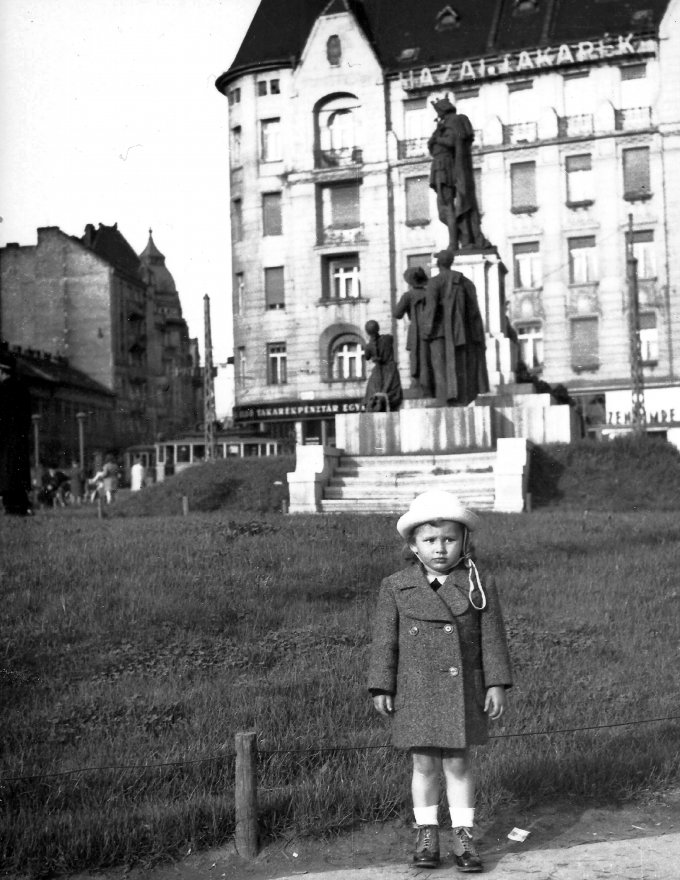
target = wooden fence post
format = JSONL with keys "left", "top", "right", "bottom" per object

{"left": 235, "top": 730, "right": 258, "bottom": 858}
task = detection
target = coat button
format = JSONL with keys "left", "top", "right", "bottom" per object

{"left": 409, "top": 625, "right": 419, "bottom": 636}
{"left": 448, "top": 666, "right": 459, "bottom": 676}
{"left": 444, "top": 624, "right": 453, "bottom": 634}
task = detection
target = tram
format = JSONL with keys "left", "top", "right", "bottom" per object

{"left": 153, "top": 431, "right": 282, "bottom": 482}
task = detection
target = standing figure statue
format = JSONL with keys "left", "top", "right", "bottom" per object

{"left": 363, "top": 320, "right": 403, "bottom": 412}
{"left": 422, "top": 251, "right": 489, "bottom": 405}
{"left": 428, "top": 97, "right": 489, "bottom": 252}
{"left": 394, "top": 266, "right": 437, "bottom": 397}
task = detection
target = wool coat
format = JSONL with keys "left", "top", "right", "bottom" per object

{"left": 368, "top": 562, "right": 512, "bottom": 750}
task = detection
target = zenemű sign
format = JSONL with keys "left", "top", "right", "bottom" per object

{"left": 398, "top": 33, "right": 651, "bottom": 91}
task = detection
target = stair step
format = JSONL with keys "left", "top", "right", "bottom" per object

{"left": 320, "top": 498, "right": 495, "bottom": 513}
{"left": 325, "top": 481, "right": 495, "bottom": 499}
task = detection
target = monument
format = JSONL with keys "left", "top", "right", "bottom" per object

{"left": 288, "top": 99, "right": 580, "bottom": 515}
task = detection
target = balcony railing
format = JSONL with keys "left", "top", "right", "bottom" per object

{"left": 319, "top": 224, "right": 366, "bottom": 246}
{"left": 558, "top": 114, "right": 594, "bottom": 138}
{"left": 509, "top": 287, "right": 544, "bottom": 321}
{"left": 566, "top": 282, "right": 599, "bottom": 317}
{"left": 397, "top": 137, "right": 429, "bottom": 160}
{"left": 503, "top": 122, "right": 538, "bottom": 145}
{"left": 638, "top": 278, "right": 663, "bottom": 309}
{"left": 615, "top": 106, "right": 652, "bottom": 131}
{"left": 314, "top": 147, "right": 363, "bottom": 169}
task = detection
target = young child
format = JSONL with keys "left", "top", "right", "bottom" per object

{"left": 368, "top": 490, "right": 512, "bottom": 872}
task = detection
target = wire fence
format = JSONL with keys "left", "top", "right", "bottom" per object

{"left": 3, "top": 712, "right": 680, "bottom": 784}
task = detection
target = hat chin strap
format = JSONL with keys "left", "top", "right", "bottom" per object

{"left": 415, "top": 549, "right": 487, "bottom": 611}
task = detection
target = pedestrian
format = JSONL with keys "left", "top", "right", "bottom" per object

{"left": 68, "top": 460, "right": 85, "bottom": 504}
{"left": 368, "top": 490, "right": 512, "bottom": 872}
{"left": 101, "top": 455, "right": 119, "bottom": 503}
{"left": 130, "top": 456, "right": 146, "bottom": 492}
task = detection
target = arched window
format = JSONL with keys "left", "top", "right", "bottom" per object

{"left": 315, "top": 94, "right": 362, "bottom": 167}
{"left": 330, "top": 334, "right": 365, "bottom": 381}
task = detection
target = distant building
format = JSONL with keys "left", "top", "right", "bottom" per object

{"left": 0, "top": 224, "right": 202, "bottom": 457}
{"left": 0, "top": 340, "right": 116, "bottom": 468}
{"left": 216, "top": 0, "right": 680, "bottom": 444}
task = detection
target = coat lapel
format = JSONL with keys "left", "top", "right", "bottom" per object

{"left": 396, "top": 565, "right": 470, "bottom": 620}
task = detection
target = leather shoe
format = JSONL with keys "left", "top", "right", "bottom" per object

{"left": 451, "top": 826, "right": 482, "bottom": 872}
{"left": 413, "top": 824, "right": 440, "bottom": 868}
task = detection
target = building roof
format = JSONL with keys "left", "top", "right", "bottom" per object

{"left": 138, "top": 229, "right": 178, "bottom": 294}
{"left": 10, "top": 348, "right": 115, "bottom": 399}
{"left": 216, "top": 0, "right": 671, "bottom": 89}
{"left": 81, "top": 222, "right": 143, "bottom": 281}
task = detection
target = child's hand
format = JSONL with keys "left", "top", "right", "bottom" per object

{"left": 373, "top": 694, "right": 394, "bottom": 717}
{"left": 484, "top": 686, "right": 506, "bottom": 720}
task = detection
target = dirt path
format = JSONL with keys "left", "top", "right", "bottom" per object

{"left": 67, "top": 787, "right": 680, "bottom": 880}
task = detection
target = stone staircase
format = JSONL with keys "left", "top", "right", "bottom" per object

{"left": 319, "top": 451, "right": 497, "bottom": 514}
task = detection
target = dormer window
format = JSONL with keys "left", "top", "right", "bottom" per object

{"left": 435, "top": 6, "right": 461, "bottom": 31}
{"left": 513, "top": 0, "right": 539, "bottom": 14}
{"left": 327, "top": 35, "right": 342, "bottom": 66}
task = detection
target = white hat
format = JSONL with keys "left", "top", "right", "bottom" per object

{"left": 396, "top": 490, "right": 480, "bottom": 539}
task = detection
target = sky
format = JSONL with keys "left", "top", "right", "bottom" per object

{"left": 0, "top": 0, "right": 260, "bottom": 412}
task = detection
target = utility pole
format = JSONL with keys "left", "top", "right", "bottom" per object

{"left": 203, "top": 294, "right": 217, "bottom": 460}
{"left": 626, "top": 214, "right": 646, "bottom": 435}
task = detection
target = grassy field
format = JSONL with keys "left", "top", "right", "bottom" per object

{"left": 2, "top": 488, "right": 680, "bottom": 876}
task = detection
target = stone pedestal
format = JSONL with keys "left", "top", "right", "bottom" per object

{"left": 451, "top": 248, "right": 516, "bottom": 390}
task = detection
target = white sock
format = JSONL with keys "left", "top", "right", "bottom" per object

{"left": 414, "top": 805, "right": 439, "bottom": 826}
{"left": 450, "top": 806, "right": 475, "bottom": 828}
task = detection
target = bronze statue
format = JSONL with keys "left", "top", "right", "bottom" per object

{"left": 422, "top": 251, "right": 489, "bottom": 405}
{"left": 394, "top": 266, "right": 438, "bottom": 397}
{"left": 363, "top": 320, "right": 403, "bottom": 411}
{"left": 428, "top": 97, "right": 489, "bottom": 252}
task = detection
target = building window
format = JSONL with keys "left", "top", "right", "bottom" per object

{"left": 267, "top": 342, "right": 287, "bottom": 384}
{"left": 623, "top": 147, "right": 651, "bottom": 200}
{"left": 515, "top": 322, "right": 544, "bottom": 370}
{"left": 562, "top": 74, "right": 593, "bottom": 136}
{"left": 230, "top": 127, "right": 242, "bottom": 167}
{"left": 327, "top": 34, "right": 342, "bottom": 66}
{"left": 324, "top": 254, "right": 361, "bottom": 300}
{"left": 406, "top": 253, "right": 432, "bottom": 276}
{"left": 571, "top": 316, "right": 599, "bottom": 371}
{"left": 260, "top": 118, "right": 282, "bottom": 162}
{"left": 405, "top": 175, "right": 430, "bottom": 224}
{"left": 262, "top": 192, "right": 282, "bottom": 236}
{"left": 404, "top": 97, "right": 430, "bottom": 139}
{"left": 568, "top": 236, "right": 597, "bottom": 284}
{"left": 316, "top": 95, "right": 361, "bottom": 166}
{"left": 237, "top": 346, "right": 246, "bottom": 384}
{"left": 264, "top": 267, "right": 285, "bottom": 310}
{"left": 511, "top": 161, "right": 536, "bottom": 212}
{"left": 231, "top": 199, "right": 243, "bottom": 241}
{"left": 513, "top": 242, "right": 541, "bottom": 289}
{"left": 566, "top": 154, "right": 593, "bottom": 205}
{"left": 631, "top": 230, "right": 656, "bottom": 279}
{"left": 473, "top": 167, "right": 482, "bottom": 214}
{"left": 257, "top": 79, "right": 280, "bottom": 96}
{"left": 330, "top": 336, "right": 365, "bottom": 380}
{"left": 322, "top": 183, "right": 360, "bottom": 229}
{"left": 228, "top": 88, "right": 241, "bottom": 106}
{"left": 620, "top": 63, "right": 647, "bottom": 106}
{"left": 234, "top": 272, "right": 244, "bottom": 315}
{"left": 507, "top": 82, "right": 537, "bottom": 143}
{"left": 639, "top": 312, "right": 658, "bottom": 363}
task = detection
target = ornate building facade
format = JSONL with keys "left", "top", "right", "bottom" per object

{"left": 0, "top": 224, "right": 202, "bottom": 458}
{"left": 217, "top": 0, "right": 680, "bottom": 443}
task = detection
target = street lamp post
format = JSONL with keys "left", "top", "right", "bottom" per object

{"left": 76, "top": 412, "right": 86, "bottom": 470}
{"left": 31, "top": 413, "right": 41, "bottom": 468}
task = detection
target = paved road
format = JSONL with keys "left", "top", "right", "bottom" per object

{"left": 272, "top": 831, "right": 680, "bottom": 879}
